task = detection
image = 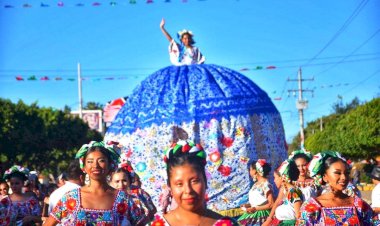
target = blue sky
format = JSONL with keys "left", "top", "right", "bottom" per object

{"left": 0, "top": 0, "right": 379, "bottom": 142}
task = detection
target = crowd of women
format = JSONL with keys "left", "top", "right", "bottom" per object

{"left": 0, "top": 126, "right": 380, "bottom": 225}
{"left": 0, "top": 20, "right": 380, "bottom": 225}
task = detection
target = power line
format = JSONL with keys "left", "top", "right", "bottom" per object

{"left": 314, "top": 28, "right": 380, "bottom": 76}
{"left": 302, "top": 0, "right": 369, "bottom": 67}
{"left": 1, "top": 52, "right": 379, "bottom": 74}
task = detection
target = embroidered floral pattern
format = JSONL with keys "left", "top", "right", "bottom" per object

{"left": 298, "top": 196, "right": 374, "bottom": 225}
{"left": 51, "top": 188, "right": 145, "bottom": 225}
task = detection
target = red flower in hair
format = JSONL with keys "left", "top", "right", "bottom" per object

{"left": 257, "top": 159, "right": 266, "bottom": 166}
{"left": 182, "top": 143, "right": 191, "bottom": 152}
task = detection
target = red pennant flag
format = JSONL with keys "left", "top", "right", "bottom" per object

{"left": 16, "top": 76, "right": 24, "bottom": 81}
{"left": 40, "top": 76, "right": 49, "bottom": 81}
{"left": 266, "top": 66, "right": 276, "bottom": 69}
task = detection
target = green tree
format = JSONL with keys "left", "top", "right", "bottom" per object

{"left": 304, "top": 98, "right": 380, "bottom": 158}
{"left": 0, "top": 98, "right": 102, "bottom": 175}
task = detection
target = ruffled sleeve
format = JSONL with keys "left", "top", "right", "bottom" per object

{"left": 297, "top": 197, "right": 321, "bottom": 226}
{"left": 169, "top": 40, "right": 182, "bottom": 66}
{"left": 50, "top": 189, "right": 79, "bottom": 223}
{"left": 287, "top": 187, "right": 303, "bottom": 204}
{"left": 262, "top": 181, "right": 273, "bottom": 196}
{"left": 354, "top": 196, "right": 376, "bottom": 225}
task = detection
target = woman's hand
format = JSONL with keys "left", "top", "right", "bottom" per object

{"left": 262, "top": 218, "right": 271, "bottom": 226}
{"left": 160, "top": 18, "right": 165, "bottom": 28}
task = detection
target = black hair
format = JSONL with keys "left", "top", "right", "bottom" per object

{"left": 180, "top": 32, "right": 195, "bottom": 45}
{"left": 321, "top": 157, "right": 349, "bottom": 185}
{"left": 250, "top": 161, "right": 272, "bottom": 178}
{"left": 7, "top": 171, "right": 28, "bottom": 182}
{"left": 293, "top": 153, "right": 311, "bottom": 163}
{"left": 84, "top": 146, "right": 113, "bottom": 167}
{"left": 288, "top": 161, "right": 300, "bottom": 181}
{"left": 166, "top": 126, "right": 207, "bottom": 187}
{"left": 66, "top": 160, "right": 85, "bottom": 181}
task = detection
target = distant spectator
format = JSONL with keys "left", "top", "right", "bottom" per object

{"left": 48, "top": 160, "right": 85, "bottom": 214}
{"left": 371, "top": 166, "right": 380, "bottom": 220}
{"left": 0, "top": 180, "right": 9, "bottom": 199}
{"left": 56, "top": 173, "right": 67, "bottom": 188}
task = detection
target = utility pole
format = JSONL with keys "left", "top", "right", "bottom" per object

{"left": 78, "top": 62, "right": 83, "bottom": 119}
{"left": 287, "top": 68, "right": 314, "bottom": 148}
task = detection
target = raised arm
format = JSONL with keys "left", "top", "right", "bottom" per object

{"left": 160, "top": 18, "right": 173, "bottom": 42}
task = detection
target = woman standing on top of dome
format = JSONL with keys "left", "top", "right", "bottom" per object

{"left": 160, "top": 18, "right": 205, "bottom": 66}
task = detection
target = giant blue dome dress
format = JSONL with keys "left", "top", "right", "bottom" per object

{"left": 105, "top": 63, "right": 287, "bottom": 214}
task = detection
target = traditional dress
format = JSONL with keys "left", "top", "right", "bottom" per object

{"left": 238, "top": 180, "right": 272, "bottom": 225}
{"left": 272, "top": 187, "right": 303, "bottom": 226}
{"left": 169, "top": 39, "right": 205, "bottom": 66}
{"left": 297, "top": 195, "right": 375, "bottom": 225}
{"left": 130, "top": 186, "right": 156, "bottom": 221}
{"left": 150, "top": 213, "right": 239, "bottom": 226}
{"left": 50, "top": 188, "right": 145, "bottom": 225}
{"left": 0, "top": 195, "right": 41, "bottom": 226}
{"left": 292, "top": 180, "right": 318, "bottom": 202}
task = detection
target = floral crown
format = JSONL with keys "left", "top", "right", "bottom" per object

{"left": 308, "top": 150, "right": 346, "bottom": 186}
{"left": 288, "top": 149, "right": 312, "bottom": 161}
{"left": 255, "top": 159, "right": 268, "bottom": 176}
{"left": 177, "top": 29, "right": 193, "bottom": 39}
{"left": 3, "top": 165, "right": 29, "bottom": 180}
{"left": 163, "top": 139, "right": 206, "bottom": 165}
{"left": 277, "top": 159, "right": 293, "bottom": 183}
{"left": 75, "top": 141, "right": 120, "bottom": 172}
{"left": 118, "top": 152, "right": 135, "bottom": 178}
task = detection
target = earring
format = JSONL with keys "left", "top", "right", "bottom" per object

{"left": 85, "top": 173, "right": 90, "bottom": 185}
{"left": 324, "top": 183, "right": 332, "bottom": 193}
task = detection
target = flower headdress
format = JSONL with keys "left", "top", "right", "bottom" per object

{"left": 308, "top": 150, "right": 346, "bottom": 186}
{"left": 118, "top": 152, "right": 135, "bottom": 178}
{"left": 288, "top": 149, "right": 312, "bottom": 162}
{"left": 255, "top": 159, "right": 267, "bottom": 176}
{"left": 163, "top": 139, "right": 206, "bottom": 166}
{"left": 3, "top": 165, "right": 29, "bottom": 180}
{"left": 277, "top": 159, "right": 293, "bottom": 183}
{"left": 177, "top": 29, "right": 193, "bottom": 40}
{"left": 75, "top": 141, "right": 120, "bottom": 172}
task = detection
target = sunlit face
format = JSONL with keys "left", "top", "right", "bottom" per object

{"left": 274, "top": 172, "right": 282, "bottom": 189}
{"left": 0, "top": 183, "right": 9, "bottom": 196}
{"left": 111, "top": 172, "right": 130, "bottom": 190}
{"left": 249, "top": 166, "right": 258, "bottom": 181}
{"left": 169, "top": 163, "right": 206, "bottom": 212}
{"left": 84, "top": 150, "right": 110, "bottom": 180}
{"left": 323, "top": 161, "right": 349, "bottom": 192}
{"left": 9, "top": 177, "right": 24, "bottom": 194}
{"left": 181, "top": 34, "right": 191, "bottom": 47}
{"left": 295, "top": 157, "right": 308, "bottom": 178}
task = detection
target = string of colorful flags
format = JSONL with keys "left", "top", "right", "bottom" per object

{"left": 2, "top": 0, "right": 202, "bottom": 8}
{"left": 14, "top": 75, "right": 137, "bottom": 81}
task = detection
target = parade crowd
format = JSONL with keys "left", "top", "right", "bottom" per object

{"left": 0, "top": 126, "right": 379, "bottom": 226}
{"left": 1, "top": 20, "right": 379, "bottom": 226}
